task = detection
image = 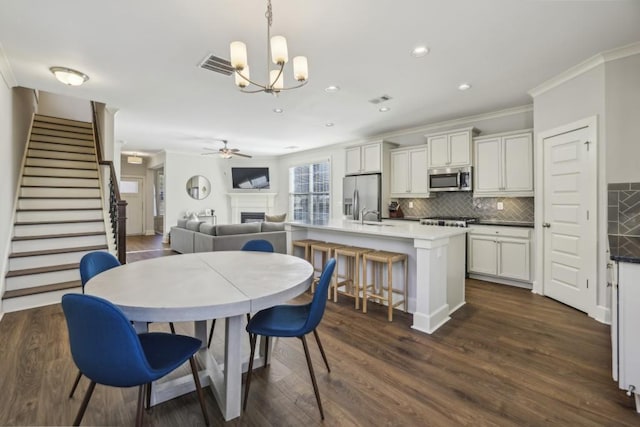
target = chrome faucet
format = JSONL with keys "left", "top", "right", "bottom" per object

{"left": 361, "top": 209, "right": 379, "bottom": 224}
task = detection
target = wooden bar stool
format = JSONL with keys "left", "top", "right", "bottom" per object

{"left": 291, "top": 238, "right": 323, "bottom": 262}
{"left": 334, "top": 246, "right": 373, "bottom": 310}
{"left": 309, "top": 242, "right": 344, "bottom": 295}
{"left": 362, "top": 250, "right": 408, "bottom": 322}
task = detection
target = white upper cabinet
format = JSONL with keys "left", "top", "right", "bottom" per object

{"left": 390, "top": 145, "right": 429, "bottom": 198}
{"left": 345, "top": 142, "right": 383, "bottom": 175}
{"left": 474, "top": 130, "right": 533, "bottom": 197}
{"left": 426, "top": 127, "right": 477, "bottom": 168}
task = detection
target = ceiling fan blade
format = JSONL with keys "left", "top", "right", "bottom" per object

{"left": 232, "top": 152, "right": 252, "bottom": 158}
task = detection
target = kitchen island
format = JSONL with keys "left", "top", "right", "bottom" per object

{"left": 286, "top": 219, "right": 468, "bottom": 334}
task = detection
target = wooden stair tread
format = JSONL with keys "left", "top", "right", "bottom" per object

{"left": 12, "top": 231, "right": 106, "bottom": 241}
{"left": 14, "top": 219, "right": 103, "bottom": 225}
{"left": 22, "top": 174, "right": 98, "bottom": 180}
{"left": 19, "top": 196, "right": 101, "bottom": 199}
{"left": 32, "top": 121, "right": 94, "bottom": 134}
{"left": 20, "top": 185, "right": 100, "bottom": 189}
{"left": 27, "top": 147, "right": 95, "bottom": 155}
{"left": 9, "top": 244, "right": 108, "bottom": 258}
{"left": 34, "top": 114, "right": 92, "bottom": 127}
{"left": 6, "top": 262, "right": 79, "bottom": 278}
{"left": 16, "top": 207, "right": 102, "bottom": 212}
{"left": 2, "top": 280, "right": 82, "bottom": 300}
{"left": 23, "top": 164, "right": 97, "bottom": 171}
{"left": 27, "top": 155, "right": 95, "bottom": 161}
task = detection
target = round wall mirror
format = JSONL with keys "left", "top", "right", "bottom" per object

{"left": 186, "top": 175, "right": 211, "bottom": 200}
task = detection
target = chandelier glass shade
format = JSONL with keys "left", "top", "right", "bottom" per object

{"left": 229, "top": 0, "right": 308, "bottom": 94}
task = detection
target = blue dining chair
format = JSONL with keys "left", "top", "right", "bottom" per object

{"left": 62, "top": 293, "right": 209, "bottom": 427}
{"left": 70, "top": 251, "right": 177, "bottom": 398}
{"left": 243, "top": 258, "right": 336, "bottom": 419}
{"left": 207, "top": 239, "right": 274, "bottom": 348}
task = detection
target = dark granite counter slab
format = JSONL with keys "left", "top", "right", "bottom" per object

{"left": 609, "top": 235, "right": 640, "bottom": 263}
{"left": 475, "top": 220, "right": 534, "bottom": 228}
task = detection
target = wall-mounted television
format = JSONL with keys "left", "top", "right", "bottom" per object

{"left": 231, "top": 167, "right": 270, "bottom": 189}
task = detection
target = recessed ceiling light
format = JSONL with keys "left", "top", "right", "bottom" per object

{"left": 324, "top": 85, "right": 340, "bottom": 93}
{"left": 273, "top": 108, "right": 283, "bottom": 113}
{"left": 379, "top": 107, "right": 390, "bottom": 113}
{"left": 49, "top": 66, "right": 89, "bottom": 86}
{"left": 458, "top": 83, "right": 471, "bottom": 91}
{"left": 411, "top": 46, "right": 430, "bottom": 57}
{"left": 325, "top": 122, "right": 334, "bottom": 127}
{"left": 284, "top": 145, "right": 299, "bottom": 150}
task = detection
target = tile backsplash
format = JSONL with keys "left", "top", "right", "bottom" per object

{"left": 608, "top": 182, "right": 640, "bottom": 237}
{"left": 396, "top": 192, "right": 534, "bottom": 222}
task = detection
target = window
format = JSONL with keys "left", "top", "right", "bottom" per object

{"left": 289, "top": 161, "right": 330, "bottom": 223}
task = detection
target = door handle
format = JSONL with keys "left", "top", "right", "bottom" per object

{"left": 542, "top": 222, "right": 551, "bottom": 228}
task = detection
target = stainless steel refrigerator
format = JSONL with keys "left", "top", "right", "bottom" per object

{"left": 343, "top": 173, "right": 382, "bottom": 221}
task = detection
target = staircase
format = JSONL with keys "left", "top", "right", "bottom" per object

{"left": 2, "top": 114, "right": 112, "bottom": 312}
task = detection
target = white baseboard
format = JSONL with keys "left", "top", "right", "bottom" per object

{"left": 468, "top": 274, "right": 533, "bottom": 289}
{"left": 592, "top": 304, "right": 610, "bottom": 325}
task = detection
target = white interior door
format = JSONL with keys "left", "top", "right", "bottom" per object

{"left": 542, "top": 126, "right": 596, "bottom": 312}
{"left": 120, "top": 177, "right": 144, "bottom": 236}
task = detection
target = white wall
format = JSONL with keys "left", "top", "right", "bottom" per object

{"left": 532, "top": 63, "right": 609, "bottom": 321}
{"left": 605, "top": 53, "right": 640, "bottom": 183}
{"left": 0, "top": 85, "right": 37, "bottom": 307}
{"left": 36, "top": 91, "right": 92, "bottom": 122}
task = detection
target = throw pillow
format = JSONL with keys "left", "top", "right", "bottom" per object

{"left": 265, "top": 213, "right": 286, "bottom": 222}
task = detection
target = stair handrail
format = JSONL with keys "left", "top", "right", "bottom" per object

{"left": 91, "top": 101, "right": 127, "bottom": 264}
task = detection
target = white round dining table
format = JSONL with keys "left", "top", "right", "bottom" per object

{"left": 84, "top": 251, "right": 313, "bottom": 421}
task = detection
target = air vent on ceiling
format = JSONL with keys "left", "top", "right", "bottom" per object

{"left": 199, "top": 54, "right": 233, "bottom": 76}
{"left": 368, "top": 94, "right": 393, "bottom": 104}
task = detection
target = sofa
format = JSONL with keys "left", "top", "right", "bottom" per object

{"left": 170, "top": 220, "right": 286, "bottom": 254}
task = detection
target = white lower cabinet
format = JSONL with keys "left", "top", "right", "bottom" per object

{"left": 468, "top": 225, "right": 531, "bottom": 284}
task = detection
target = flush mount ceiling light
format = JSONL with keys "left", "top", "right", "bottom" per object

{"left": 458, "top": 83, "right": 472, "bottom": 91}
{"left": 230, "top": 0, "right": 308, "bottom": 95}
{"left": 49, "top": 66, "right": 89, "bottom": 86}
{"left": 411, "top": 45, "right": 430, "bottom": 57}
{"left": 127, "top": 154, "right": 143, "bottom": 164}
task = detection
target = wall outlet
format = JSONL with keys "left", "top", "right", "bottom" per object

{"left": 409, "top": 201, "right": 414, "bottom": 208}
{"left": 497, "top": 202, "right": 504, "bottom": 211}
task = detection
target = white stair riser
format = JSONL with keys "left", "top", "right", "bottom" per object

{"left": 32, "top": 122, "right": 93, "bottom": 134}
{"left": 26, "top": 158, "right": 96, "bottom": 170}
{"left": 6, "top": 269, "right": 80, "bottom": 291}
{"left": 16, "top": 209, "right": 103, "bottom": 222}
{"left": 9, "top": 249, "right": 105, "bottom": 271}
{"left": 20, "top": 187, "right": 100, "bottom": 198}
{"left": 23, "top": 167, "right": 98, "bottom": 178}
{"left": 14, "top": 221, "right": 105, "bottom": 237}
{"left": 18, "top": 198, "right": 101, "bottom": 209}
{"left": 1, "top": 287, "right": 82, "bottom": 313}
{"left": 28, "top": 149, "right": 95, "bottom": 162}
{"left": 30, "top": 135, "right": 94, "bottom": 147}
{"left": 12, "top": 234, "right": 107, "bottom": 252}
{"left": 22, "top": 176, "right": 99, "bottom": 188}
{"left": 29, "top": 141, "right": 95, "bottom": 154}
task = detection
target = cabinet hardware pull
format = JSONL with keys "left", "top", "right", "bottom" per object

{"left": 542, "top": 223, "right": 551, "bottom": 228}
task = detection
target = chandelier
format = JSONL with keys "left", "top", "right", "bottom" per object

{"left": 229, "top": 0, "right": 308, "bottom": 94}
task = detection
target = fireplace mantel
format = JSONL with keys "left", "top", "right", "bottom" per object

{"left": 226, "top": 193, "right": 278, "bottom": 223}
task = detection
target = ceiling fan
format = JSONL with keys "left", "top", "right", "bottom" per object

{"left": 202, "top": 140, "right": 252, "bottom": 159}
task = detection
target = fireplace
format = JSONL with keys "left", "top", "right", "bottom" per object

{"left": 227, "top": 192, "right": 277, "bottom": 224}
{"left": 241, "top": 212, "right": 265, "bottom": 223}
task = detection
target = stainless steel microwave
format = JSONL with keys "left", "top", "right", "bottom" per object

{"left": 428, "top": 166, "right": 472, "bottom": 192}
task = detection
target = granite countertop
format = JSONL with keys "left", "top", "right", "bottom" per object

{"left": 609, "top": 235, "right": 640, "bottom": 263}
{"left": 475, "top": 220, "right": 535, "bottom": 228}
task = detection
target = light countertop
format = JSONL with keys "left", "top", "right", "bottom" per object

{"left": 286, "top": 219, "right": 468, "bottom": 241}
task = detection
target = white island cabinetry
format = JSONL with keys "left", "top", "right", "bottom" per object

{"left": 285, "top": 219, "right": 468, "bottom": 334}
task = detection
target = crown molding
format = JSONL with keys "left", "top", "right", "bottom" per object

{"left": 528, "top": 41, "right": 640, "bottom": 98}
{"left": 0, "top": 42, "right": 18, "bottom": 88}
{"left": 381, "top": 104, "right": 533, "bottom": 141}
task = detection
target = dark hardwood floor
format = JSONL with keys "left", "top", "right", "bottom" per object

{"left": 0, "top": 235, "right": 637, "bottom": 426}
